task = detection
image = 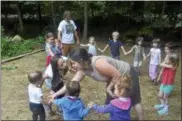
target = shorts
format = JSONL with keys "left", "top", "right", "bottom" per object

{"left": 160, "top": 84, "right": 174, "bottom": 94}
{"left": 62, "top": 44, "right": 74, "bottom": 56}
{"left": 133, "top": 61, "right": 142, "bottom": 67}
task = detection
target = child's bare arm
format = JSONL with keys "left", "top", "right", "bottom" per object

{"left": 121, "top": 46, "right": 127, "bottom": 55}
{"left": 102, "top": 45, "right": 109, "bottom": 52}
{"left": 125, "top": 45, "right": 135, "bottom": 55}
{"left": 142, "top": 48, "right": 146, "bottom": 60}
{"left": 80, "top": 44, "right": 89, "bottom": 47}
{"left": 160, "top": 63, "right": 174, "bottom": 68}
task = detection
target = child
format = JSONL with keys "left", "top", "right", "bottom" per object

{"left": 124, "top": 37, "right": 145, "bottom": 75}
{"left": 100, "top": 31, "right": 126, "bottom": 60}
{"left": 28, "top": 71, "right": 47, "bottom": 121}
{"left": 45, "top": 32, "right": 55, "bottom": 67}
{"left": 156, "top": 42, "right": 174, "bottom": 83}
{"left": 50, "top": 81, "right": 92, "bottom": 120}
{"left": 145, "top": 39, "right": 161, "bottom": 84}
{"left": 154, "top": 53, "right": 179, "bottom": 115}
{"left": 80, "top": 36, "right": 101, "bottom": 56}
{"left": 54, "top": 38, "right": 62, "bottom": 57}
{"left": 90, "top": 75, "right": 132, "bottom": 120}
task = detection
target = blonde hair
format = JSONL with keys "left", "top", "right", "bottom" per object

{"left": 168, "top": 53, "right": 179, "bottom": 67}
{"left": 113, "top": 74, "right": 131, "bottom": 97}
{"left": 112, "top": 31, "right": 120, "bottom": 38}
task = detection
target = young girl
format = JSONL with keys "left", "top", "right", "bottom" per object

{"left": 54, "top": 38, "right": 62, "bottom": 57}
{"left": 90, "top": 75, "right": 132, "bottom": 120}
{"left": 100, "top": 31, "right": 126, "bottom": 60}
{"left": 28, "top": 71, "right": 47, "bottom": 121}
{"left": 156, "top": 42, "right": 175, "bottom": 83}
{"left": 124, "top": 37, "right": 145, "bottom": 75}
{"left": 50, "top": 81, "right": 92, "bottom": 120}
{"left": 154, "top": 53, "right": 179, "bottom": 115}
{"left": 80, "top": 36, "right": 101, "bottom": 56}
{"left": 45, "top": 32, "right": 55, "bottom": 67}
{"left": 145, "top": 39, "right": 161, "bottom": 83}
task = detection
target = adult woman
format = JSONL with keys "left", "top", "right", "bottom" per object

{"left": 49, "top": 48, "right": 144, "bottom": 120}
{"left": 57, "top": 10, "right": 80, "bottom": 56}
{"left": 43, "top": 56, "right": 67, "bottom": 119}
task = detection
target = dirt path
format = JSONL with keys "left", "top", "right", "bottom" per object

{"left": 2, "top": 47, "right": 181, "bottom": 120}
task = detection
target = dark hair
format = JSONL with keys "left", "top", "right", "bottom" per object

{"left": 69, "top": 48, "right": 91, "bottom": 62}
{"left": 50, "top": 57, "right": 64, "bottom": 92}
{"left": 28, "top": 71, "right": 42, "bottom": 84}
{"left": 66, "top": 81, "right": 80, "bottom": 97}
{"left": 152, "top": 38, "right": 160, "bottom": 48}
{"left": 165, "top": 42, "right": 175, "bottom": 52}
{"left": 45, "top": 32, "right": 54, "bottom": 39}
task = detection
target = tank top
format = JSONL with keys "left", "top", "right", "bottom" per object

{"left": 133, "top": 45, "right": 144, "bottom": 62}
{"left": 85, "top": 56, "right": 131, "bottom": 82}
{"left": 162, "top": 67, "right": 176, "bottom": 85}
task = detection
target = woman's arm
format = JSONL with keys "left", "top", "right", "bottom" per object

{"left": 52, "top": 70, "right": 85, "bottom": 98}
{"left": 95, "top": 58, "right": 121, "bottom": 96}
{"left": 124, "top": 45, "right": 135, "bottom": 55}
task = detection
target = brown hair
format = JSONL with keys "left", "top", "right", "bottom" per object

{"left": 28, "top": 71, "right": 42, "bottom": 84}
{"left": 66, "top": 81, "right": 80, "bottom": 97}
{"left": 165, "top": 42, "right": 175, "bottom": 52}
{"left": 63, "top": 10, "right": 71, "bottom": 19}
{"left": 114, "top": 75, "right": 131, "bottom": 97}
{"left": 45, "top": 32, "right": 54, "bottom": 39}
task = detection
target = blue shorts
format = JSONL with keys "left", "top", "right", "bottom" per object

{"left": 160, "top": 84, "right": 174, "bottom": 94}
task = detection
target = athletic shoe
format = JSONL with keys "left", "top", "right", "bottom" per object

{"left": 157, "top": 107, "right": 168, "bottom": 115}
{"left": 154, "top": 104, "right": 164, "bottom": 110}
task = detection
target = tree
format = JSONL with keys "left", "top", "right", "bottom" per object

{"left": 51, "top": 1, "right": 56, "bottom": 30}
{"left": 37, "top": 1, "right": 42, "bottom": 21}
{"left": 16, "top": 2, "right": 24, "bottom": 33}
{"left": 82, "top": 1, "right": 88, "bottom": 41}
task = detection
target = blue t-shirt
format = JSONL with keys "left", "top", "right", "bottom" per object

{"left": 108, "top": 40, "right": 123, "bottom": 57}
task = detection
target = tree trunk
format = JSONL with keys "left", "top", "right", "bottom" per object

{"left": 51, "top": 1, "right": 56, "bottom": 30}
{"left": 37, "top": 2, "right": 42, "bottom": 21}
{"left": 82, "top": 2, "right": 88, "bottom": 41}
{"left": 16, "top": 2, "right": 24, "bottom": 33}
{"left": 161, "top": 1, "right": 166, "bottom": 19}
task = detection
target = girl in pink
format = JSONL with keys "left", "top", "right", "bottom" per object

{"left": 154, "top": 52, "right": 179, "bottom": 115}
{"left": 145, "top": 39, "right": 161, "bottom": 84}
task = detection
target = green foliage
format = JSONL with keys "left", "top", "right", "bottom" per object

{"left": 138, "top": 26, "right": 153, "bottom": 36}
{"left": 1, "top": 36, "right": 44, "bottom": 58}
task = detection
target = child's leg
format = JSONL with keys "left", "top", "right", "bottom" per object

{"left": 29, "top": 103, "right": 39, "bottom": 121}
{"left": 154, "top": 84, "right": 165, "bottom": 109}
{"left": 38, "top": 104, "right": 46, "bottom": 121}
{"left": 149, "top": 64, "right": 156, "bottom": 81}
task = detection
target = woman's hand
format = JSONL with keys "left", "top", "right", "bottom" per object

{"left": 47, "top": 94, "right": 56, "bottom": 103}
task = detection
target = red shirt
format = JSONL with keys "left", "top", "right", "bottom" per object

{"left": 161, "top": 67, "right": 176, "bottom": 85}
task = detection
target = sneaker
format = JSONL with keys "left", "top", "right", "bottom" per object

{"left": 154, "top": 104, "right": 164, "bottom": 110}
{"left": 157, "top": 107, "right": 168, "bottom": 115}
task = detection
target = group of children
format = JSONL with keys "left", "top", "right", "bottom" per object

{"left": 28, "top": 31, "right": 179, "bottom": 120}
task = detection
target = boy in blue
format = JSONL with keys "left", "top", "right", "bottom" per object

{"left": 50, "top": 81, "right": 91, "bottom": 120}
{"left": 101, "top": 31, "right": 126, "bottom": 60}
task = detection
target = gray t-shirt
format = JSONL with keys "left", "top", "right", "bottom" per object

{"left": 133, "top": 45, "right": 144, "bottom": 62}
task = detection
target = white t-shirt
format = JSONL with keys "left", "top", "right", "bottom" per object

{"left": 150, "top": 48, "right": 161, "bottom": 65}
{"left": 87, "top": 44, "right": 97, "bottom": 56}
{"left": 57, "top": 20, "right": 77, "bottom": 44}
{"left": 28, "top": 84, "right": 43, "bottom": 104}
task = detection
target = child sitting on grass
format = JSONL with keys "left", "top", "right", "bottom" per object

{"left": 89, "top": 75, "right": 132, "bottom": 120}
{"left": 28, "top": 71, "right": 48, "bottom": 121}
{"left": 100, "top": 31, "right": 126, "bottom": 60}
{"left": 50, "top": 81, "right": 92, "bottom": 120}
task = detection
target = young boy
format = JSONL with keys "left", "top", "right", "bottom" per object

{"left": 50, "top": 81, "right": 92, "bottom": 120}
{"left": 100, "top": 31, "right": 126, "bottom": 60}
{"left": 28, "top": 71, "right": 47, "bottom": 121}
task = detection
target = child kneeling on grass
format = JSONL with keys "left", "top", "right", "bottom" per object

{"left": 154, "top": 52, "right": 179, "bottom": 115}
{"left": 89, "top": 75, "right": 132, "bottom": 120}
{"left": 49, "top": 81, "right": 92, "bottom": 120}
{"left": 28, "top": 71, "right": 48, "bottom": 121}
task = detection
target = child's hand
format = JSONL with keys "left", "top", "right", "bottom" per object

{"left": 88, "top": 102, "right": 94, "bottom": 108}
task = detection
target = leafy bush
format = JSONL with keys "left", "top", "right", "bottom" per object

{"left": 138, "top": 26, "right": 153, "bottom": 36}
{"left": 1, "top": 36, "right": 44, "bottom": 58}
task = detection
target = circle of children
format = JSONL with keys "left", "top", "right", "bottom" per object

{"left": 28, "top": 11, "right": 179, "bottom": 121}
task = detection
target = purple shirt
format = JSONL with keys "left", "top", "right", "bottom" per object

{"left": 108, "top": 40, "right": 123, "bottom": 57}
{"left": 93, "top": 97, "right": 131, "bottom": 120}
